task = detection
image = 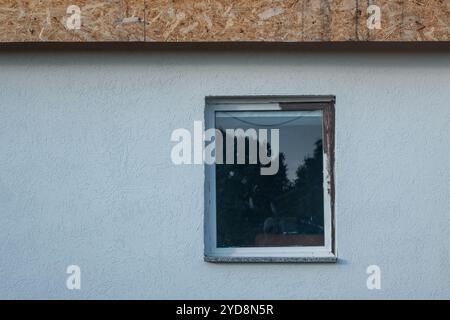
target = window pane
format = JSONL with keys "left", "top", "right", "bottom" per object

{"left": 215, "top": 110, "right": 324, "bottom": 248}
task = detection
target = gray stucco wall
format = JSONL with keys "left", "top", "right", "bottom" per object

{"left": 0, "top": 47, "right": 449, "bottom": 299}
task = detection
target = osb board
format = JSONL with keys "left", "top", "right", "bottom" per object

{"left": 357, "top": 0, "right": 449, "bottom": 41}
{"left": 147, "top": 0, "right": 304, "bottom": 41}
{"left": 0, "top": 0, "right": 144, "bottom": 41}
{"left": 401, "top": 0, "right": 449, "bottom": 41}
{"left": 330, "top": 0, "right": 358, "bottom": 41}
{"left": 145, "top": 0, "right": 448, "bottom": 41}
{"left": 0, "top": 0, "right": 448, "bottom": 42}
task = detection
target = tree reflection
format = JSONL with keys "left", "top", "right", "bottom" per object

{"left": 216, "top": 131, "right": 324, "bottom": 248}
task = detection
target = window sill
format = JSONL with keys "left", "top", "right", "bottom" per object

{"left": 204, "top": 255, "right": 338, "bottom": 263}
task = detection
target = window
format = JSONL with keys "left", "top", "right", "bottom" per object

{"left": 204, "top": 96, "right": 336, "bottom": 262}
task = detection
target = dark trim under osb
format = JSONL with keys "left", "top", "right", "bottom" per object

{"left": 0, "top": 41, "right": 449, "bottom": 53}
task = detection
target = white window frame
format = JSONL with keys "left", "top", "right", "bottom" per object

{"left": 204, "top": 96, "right": 336, "bottom": 263}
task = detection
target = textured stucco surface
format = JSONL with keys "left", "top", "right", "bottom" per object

{"left": 0, "top": 48, "right": 449, "bottom": 299}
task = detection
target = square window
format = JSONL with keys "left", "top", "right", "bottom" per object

{"left": 204, "top": 96, "right": 336, "bottom": 262}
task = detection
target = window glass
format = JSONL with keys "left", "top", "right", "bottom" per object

{"left": 215, "top": 110, "right": 324, "bottom": 248}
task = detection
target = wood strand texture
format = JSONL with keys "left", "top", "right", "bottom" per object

{"left": 0, "top": 0, "right": 447, "bottom": 42}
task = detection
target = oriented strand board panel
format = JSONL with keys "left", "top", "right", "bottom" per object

{"left": 0, "top": 0, "right": 145, "bottom": 41}
{"left": 357, "top": 0, "right": 449, "bottom": 41}
{"left": 402, "top": 0, "right": 449, "bottom": 41}
{"left": 145, "top": 0, "right": 355, "bottom": 41}
{"left": 0, "top": 0, "right": 448, "bottom": 42}
{"left": 145, "top": 0, "right": 448, "bottom": 42}
{"left": 146, "top": 0, "right": 304, "bottom": 41}
{"left": 330, "top": 0, "right": 358, "bottom": 41}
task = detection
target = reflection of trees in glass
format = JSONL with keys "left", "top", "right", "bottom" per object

{"left": 292, "top": 139, "right": 324, "bottom": 232}
{"left": 216, "top": 130, "right": 323, "bottom": 248}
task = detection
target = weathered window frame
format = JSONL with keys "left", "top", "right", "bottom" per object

{"left": 204, "top": 96, "right": 336, "bottom": 263}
